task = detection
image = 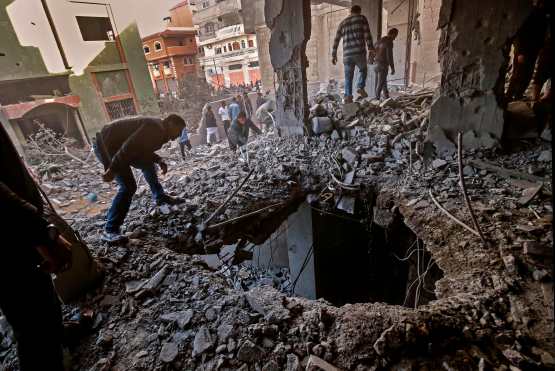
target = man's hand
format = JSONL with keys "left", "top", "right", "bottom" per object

{"left": 332, "top": 56, "right": 337, "bottom": 65}
{"left": 159, "top": 161, "right": 168, "bottom": 175}
{"left": 102, "top": 168, "right": 115, "bottom": 182}
{"left": 36, "top": 235, "right": 72, "bottom": 274}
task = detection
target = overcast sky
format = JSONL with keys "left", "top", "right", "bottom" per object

{"left": 134, "top": 0, "right": 184, "bottom": 37}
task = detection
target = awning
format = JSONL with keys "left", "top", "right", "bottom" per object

{"left": 1, "top": 95, "right": 80, "bottom": 120}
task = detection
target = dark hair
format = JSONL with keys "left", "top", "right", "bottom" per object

{"left": 351, "top": 5, "right": 361, "bottom": 14}
{"left": 221, "top": 101, "right": 226, "bottom": 106}
{"left": 389, "top": 28, "right": 399, "bottom": 36}
{"left": 163, "top": 114, "right": 186, "bottom": 129}
{"left": 237, "top": 111, "right": 247, "bottom": 119}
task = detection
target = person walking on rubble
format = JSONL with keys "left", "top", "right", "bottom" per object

{"left": 204, "top": 105, "right": 219, "bottom": 145}
{"left": 179, "top": 124, "right": 193, "bottom": 159}
{"left": 332, "top": 5, "right": 376, "bottom": 103}
{"left": 228, "top": 97, "right": 241, "bottom": 122}
{"left": 94, "top": 114, "right": 186, "bottom": 243}
{"left": 374, "top": 28, "right": 399, "bottom": 100}
{"left": 228, "top": 111, "right": 262, "bottom": 152}
{"left": 218, "top": 101, "right": 231, "bottom": 139}
{"left": 0, "top": 123, "right": 72, "bottom": 371}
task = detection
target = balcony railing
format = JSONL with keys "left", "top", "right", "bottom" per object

{"left": 198, "top": 47, "right": 257, "bottom": 64}
{"left": 192, "top": 0, "right": 241, "bottom": 24}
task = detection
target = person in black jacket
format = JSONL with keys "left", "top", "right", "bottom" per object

{"left": 93, "top": 114, "right": 186, "bottom": 243}
{"left": 228, "top": 111, "right": 262, "bottom": 150}
{"left": 0, "top": 123, "right": 71, "bottom": 371}
{"left": 374, "top": 28, "right": 398, "bottom": 100}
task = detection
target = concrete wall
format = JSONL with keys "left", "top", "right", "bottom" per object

{"left": 429, "top": 0, "right": 533, "bottom": 150}
{"left": 409, "top": 0, "right": 441, "bottom": 87}
{"left": 6, "top": 0, "right": 185, "bottom": 75}
{"left": 0, "top": 0, "right": 50, "bottom": 81}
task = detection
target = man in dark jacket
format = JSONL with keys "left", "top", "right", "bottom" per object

{"left": 374, "top": 28, "right": 398, "bottom": 100}
{"left": 0, "top": 123, "right": 71, "bottom": 371}
{"left": 228, "top": 111, "right": 262, "bottom": 151}
{"left": 94, "top": 114, "right": 186, "bottom": 243}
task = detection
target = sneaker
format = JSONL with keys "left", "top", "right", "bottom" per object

{"left": 156, "top": 195, "right": 184, "bottom": 206}
{"left": 100, "top": 231, "right": 128, "bottom": 244}
{"left": 357, "top": 88, "right": 368, "bottom": 98}
{"left": 344, "top": 96, "right": 353, "bottom": 104}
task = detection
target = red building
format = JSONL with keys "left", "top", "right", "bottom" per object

{"left": 142, "top": 1, "right": 198, "bottom": 96}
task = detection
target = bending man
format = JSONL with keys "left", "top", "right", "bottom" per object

{"left": 94, "top": 114, "right": 186, "bottom": 243}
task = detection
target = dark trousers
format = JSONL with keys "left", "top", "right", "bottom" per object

{"left": 374, "top": 65, "right": 389, "bottom": 99}
{"left": 223, "top": 120, "right": 235, "bottom": 150}
{"left": 0, "top": 253, "right": 64, "bottom": 371}
{"left": 93, "top": 145, "right": 165, "bottom": 233}
{"left": 506, "top": 49, "right": 538, "bottom": 100}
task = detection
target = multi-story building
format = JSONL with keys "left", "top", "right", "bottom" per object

{"left": 0, "top": 0, "right": 158, "bottom": 150}
{"left": 192, "top": 0, "right": 260, "bottom": 88}
{"left": 142, "top": 1, "right": 199, "bottom": 96}
{"left": 198, "top": 24, "right": 260, "bottom": 88}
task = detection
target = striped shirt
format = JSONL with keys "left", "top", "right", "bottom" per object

{"left": 332, "top": 14, "right": 374, "bottom": 59}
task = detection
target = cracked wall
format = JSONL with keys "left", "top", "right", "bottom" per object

{"left": 428, "top": 0, "right": 534, "bottom": 152}
{"left": 265, "top": 0, "right": 311, "bottom": 135}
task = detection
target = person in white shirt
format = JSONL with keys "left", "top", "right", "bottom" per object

{"left": 218, "top": 101, "right": 231, "bottom": 145}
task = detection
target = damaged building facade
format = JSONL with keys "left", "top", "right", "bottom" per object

{"left": 0, "top": 0, "right": 552, "bottom": 370}
{"left": 0, "top": 0, "right": 158, "bottom": 151}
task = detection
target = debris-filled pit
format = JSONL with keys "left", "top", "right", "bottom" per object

{"left": 1, "top": 90, "right": 552, "bottom": 371}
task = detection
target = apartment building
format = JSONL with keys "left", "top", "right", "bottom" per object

{"left": 192, "top": 0, "right": 260, "bottom": 88}
{"left": 142, "top": 1, "right": 199, "bottom": 96}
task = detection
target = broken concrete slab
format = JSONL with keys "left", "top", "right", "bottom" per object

{"left": 312, "top": 117, "right": 333, "bottom": 135}
{"left": 159, "top": 342, "right": 178, "bottom": 363}
{"left": 341, "top": 103, "right": 360, "bottom": 120}
{"left": 192, "top": 325, "right": 214, "bottom": 357}
{"left": 341, "top": 148, "right": 358, "bottom": 165}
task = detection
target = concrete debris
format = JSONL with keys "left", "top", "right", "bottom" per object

{"left": 537, "top": 150, "right": 551, "bottom": 162}
{"left": 159, "top": 342, "right": 178, "bottom": 363}
{"left": 1, "top": 90, "right": 550, "bottom": 371}
{"left": 192, "top": 325, "right": 214, "bottom": 356}
{"left": 312, "top": 117, "right": 333, "bottom": 134}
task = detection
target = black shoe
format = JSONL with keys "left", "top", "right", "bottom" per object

{"left": 156, "top": 195, "right": 184, "bottom": 206}
{"left": 100, "top": 231, "right": 128, "bottom": 245}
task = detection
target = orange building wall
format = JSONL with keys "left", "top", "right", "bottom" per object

{"left": 248, "top": 69, "right": 261, "bottom": 83}
{"left": 228, "top": 71, "right": 244, "bottom": 86}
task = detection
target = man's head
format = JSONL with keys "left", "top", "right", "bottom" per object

{"left": 237, "top": 111, "right": 247, "bottom": 124}
{"left": 163, "top": 114, "right": 186, "bottom": 140}
{"left": 351, "top": 5, "right": 362, "bottom": 14}
{"left": 388, "top": 28, "right": 399, "bottom": 40}
{"left": 257, "top": 92, "right": 262, "bottom": 97}
{"left": 231, "top": 97, "right": 237, "bottom": 103}
{"left": 221, "top": 101, "right": 227, "bottom": 107}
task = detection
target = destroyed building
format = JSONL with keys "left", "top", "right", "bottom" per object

{"left": 0, "top": 0, "right": 553, "bottom": 370}
{"left": 0, "top": 0, "right": 159, "bottom": 149}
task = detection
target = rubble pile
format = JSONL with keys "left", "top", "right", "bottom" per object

{"left": 1, "top": 91, "right": 552, "bottom": 370}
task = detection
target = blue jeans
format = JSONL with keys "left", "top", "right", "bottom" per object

{"left": 344, "top": 54, "right": 368, "bottom": 98}
{"left": 94, "top": 144, "right": 165, "bottom": 233}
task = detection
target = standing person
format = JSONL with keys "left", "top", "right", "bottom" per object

{"left": 374, "top": 28, "right": 399, "bottom": 100}
{"left": 228, "top": 111, "right": 262, "bottom": 151}
{"left": 332, "top": 5, "right": 376, "bottom": 103}
{"left": 228, "top": 97, "right": 241, "bottom": 122}
{"left": 506, "top": 0, "right": 550, "bottom": 101}
{"left": 0, "top": 123, "right": 72, "bottom": 371}
{"left": 179, "top": 125, "right": 193, "bottom": 160}
{"left": 204, "top": 105, "right": 219, "bottom": 145}
{"left": 240, "top": 92, "right": 253, "bottom": 118}
{"left": 218, "top": 101, "right": 231, "bottom": 138}
{"left": 94, "top": 114, "right": 186, "bottom": 243}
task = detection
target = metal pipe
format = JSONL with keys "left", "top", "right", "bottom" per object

{"left": 40, "top": 0, "right": 71, "bottom": 69}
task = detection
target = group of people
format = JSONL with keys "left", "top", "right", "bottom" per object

{"left": 332, "top": 5, "right": 398, "bottom": 103}
{"left": 196, "top": 91, "right": 271, "bottom": 149}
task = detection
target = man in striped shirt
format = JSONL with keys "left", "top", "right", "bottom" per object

{"left": 332, "top": 5, "right": 375, "bottom": 103}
